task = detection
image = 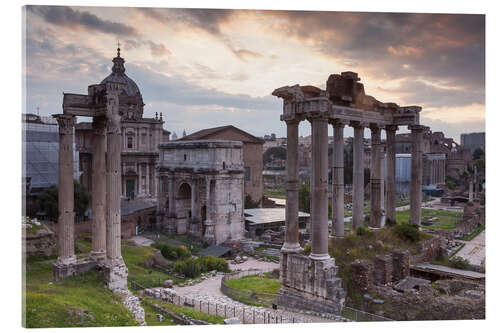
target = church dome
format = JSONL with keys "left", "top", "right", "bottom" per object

{"left": 101, "top": 48, "right": 141, "bottom": 97}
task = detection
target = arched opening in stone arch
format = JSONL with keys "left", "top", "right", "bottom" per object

{"left": 175, "top": 182, "right": 192, "bottom": 234}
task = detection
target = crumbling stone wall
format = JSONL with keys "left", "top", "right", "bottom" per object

{"left": 363, "top": 284, "right": 485, "bottom": 321}
{"left": 351, "top": 259, "right": 374, "bottom": 292}
{"left": 278, "top": 252, "right": 346, "bottom": 315}
{"left": 392, "top": 250, "right": 410, "bottom": 282}
{"left": 412, "top": 236, "right": 446, "bottom": 263}
{"left": 374, "top": 255, "right": 393, "bottom": 285}
{"left": 24, "top": 227, "right": 57, "bottom": 257}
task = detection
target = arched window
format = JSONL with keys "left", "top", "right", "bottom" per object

{"left": 127, "top": 136, "right": 133, "bottom": 149}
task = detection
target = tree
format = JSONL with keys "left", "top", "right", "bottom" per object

{"left": 473, "top": 148, "right": 484, "bottom": 161}
{"left": 298, "top": 183, "right": 311, "bottom": 213}
{"left": 38, "top": 181, "right": 91, "bottom": 221}
{"left": 263, "top": 147, "right": 287, "bottom": 169}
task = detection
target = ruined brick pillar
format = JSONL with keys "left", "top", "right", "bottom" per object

{"left": 90, "top": 117, "right": 107, "bottom": 263}
{"left": 410, "top": 125, "right": 425, "bottom": 225}
{"left": 351, "top": 121, "right": 365, "bottom": 231}
{"left": 370, "top": 124, "right": 382, "bottom": 228}
{"left": 392, "top": 250, "right": 410, "bottom": 282}
{"left": 104, "top": 100, "right": 128, "bottom": 291}
{"left": 332, "top": 120, "right": 346, "bottom": 237}
{"left": 309, "top": 115, "right": 330, "bottom": 260}
{"left": 282, "top": 119, "right": 301, "bottom": 253}
{"left": 351, "top": 259, "right": 374, "bottom": 292}
{"left": 385, "top": 125, "right": 398, "bottom": 224}
{"left": 54, "top": 114, "right": 77, "bottom": 266}
{"left": 374, "top": 255, "right": 393, "bottom": 285}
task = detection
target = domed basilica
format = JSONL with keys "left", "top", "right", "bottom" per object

{"left": 75, "top": 48, "right": 171, "bottom": 201}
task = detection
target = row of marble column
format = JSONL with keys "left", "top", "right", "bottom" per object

{"left": 281, "top": 115, "right": 425, "bottom": 260}
{"left": 54, "top": 113, "right": 124, "bottom": 267}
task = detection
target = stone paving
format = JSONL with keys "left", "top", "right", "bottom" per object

{"left": 455, "top": 230, "right": 485, "bottom": 267}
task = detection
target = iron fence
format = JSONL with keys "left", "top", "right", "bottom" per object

{"left": 342, "top": 306, "right": 392, "bottom": 322}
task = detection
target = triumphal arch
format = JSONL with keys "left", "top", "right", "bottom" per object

{"left": 51, "top": 48, "right": 133, "bottom": 290}
{"left": 273, "top": 71, "right": 427, "bottom": 314}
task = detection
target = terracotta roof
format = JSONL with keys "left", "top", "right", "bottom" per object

{"left": 179, "top": 125, "right": 264, "bottom": 144}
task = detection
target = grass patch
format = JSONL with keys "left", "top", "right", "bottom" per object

{"left": 140, "top": 299, "right": 177, "bottom": 326}
{"left": 225, "top": 275, "right": 281, "bottom": 294}
{"left": 396, "top": 209, "right": 462, "bottom": 231}
{"left": 263, "top": 189, "right": 286, "bottom": 199}
{"left": 24, "top": 260, "right": 137, "bottom": 328}
{"left": 144, "top": 297, "right": 225, "bottom": 324}
{"left": 122, "top": 242, "right": 180, "bottom": 287}
{"left": 457, "top": 223, "right": 485, "bottom": 241}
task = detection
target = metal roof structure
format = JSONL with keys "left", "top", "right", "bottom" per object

{"left": 244, "top": 208, "right": 310, "bottom": 225}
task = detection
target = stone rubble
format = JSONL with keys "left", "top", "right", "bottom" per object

{"left": 116, "top": 289, "right": 146, "bottom": 326}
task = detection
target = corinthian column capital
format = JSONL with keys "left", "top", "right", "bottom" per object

{"left": 53, "top": 114, "right": 75, "bottom": 135}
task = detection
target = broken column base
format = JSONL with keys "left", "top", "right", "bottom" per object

{"left": 278, "top": 252, "right": 346, "bottom": 315}
{"left": 52, "top": 259, "right": 97, "bottom": 282}
{"left": 103, "top": 259, "right": 129, "bottom": 292}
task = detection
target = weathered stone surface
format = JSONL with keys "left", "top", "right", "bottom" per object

{"left": 374, "top": 255, "right": 392, "bottom": 285}
{"left": 278, "top": 252, "right": 345, "bottom": 315}
{"left": 351, "top": 259, "right": 374, "bottom": 292}
{"left": 24, "top": 224, "right": 57, "bottom": 257}
{"left": 223, "top": 317, "right": 242, "bottom": 324}
{"left": 52, "top": 259, "right": 97, "bottom": 282}
{"left": 391, "top": 250, "right": 410, "bottom": 282}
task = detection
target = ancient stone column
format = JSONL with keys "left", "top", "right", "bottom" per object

{"left": 410, "top": 125, "right": 425, "bottom": 226}
{"left": 282, "top": 119, "right": 301, "bottom": 253}
{"left": 90, "top": 117, "right": 107, "bottom": 263}
{"left": 137, "top": 163, "right": 142, "bottom": 196}
{"left": 203, "top": 177, "right": 215, "bottom": 243}
{"left": 168, "top": 176, "right": 175, "bottom": 216}
{"left": 385, "top": 125, "right": 398, "bottom": 225}
{"left": 146, "top": 163, "right": 150, "bottom": 196}
{"left": 191, "top": 177, "right": 198, "bottom": 219}
{"left": 370, "top": 125, "right": 382, "bottom": 228}
{"left": 352, "top": 122, "right": 365, "bottom": 231}
{"left": 332, "top": 120, "right": 346, "bottom": 237}
{"left": 54, "top": 114, "right": 77, "bottom": 266}
{"left": 104, "top": 108, "right": 128, "bottom": 291}
{"left": 309, "top": 115, "right": 330, "bottom": 260}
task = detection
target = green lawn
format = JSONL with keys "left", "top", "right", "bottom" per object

{"left": 396, "top": 209, "right": 462, "bottom": 230}
{"left": 24, "top": 236, "right": 212, "bottom": 328}
{"left": 263, "top": 189, "right": 286, "bottom": 199}
{"left": 24, "top": 259, "right": 138, "bottom": 328}
{"left": 225, "top": 275, "right": 281, "bottom": 295}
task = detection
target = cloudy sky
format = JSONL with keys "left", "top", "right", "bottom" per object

{"left": 23, "top": 5, "right": 485, "bottom": 141}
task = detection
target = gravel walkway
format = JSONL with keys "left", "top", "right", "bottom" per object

{"left": 172, "top": 257, "right": 342, "bottom": 324}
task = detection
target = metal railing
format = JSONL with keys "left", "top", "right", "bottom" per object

{"left": 130, "top": 277, "right": 306, "bottom": 324}
{"left": 342, "top": 306, "right": 392, "bottom": 322}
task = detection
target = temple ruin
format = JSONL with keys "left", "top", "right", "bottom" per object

{"left": 273, "top": 71, "right": 427, "bottom": 314}
{"left": 51, "top": 48, "right": 133, "bottom": 290}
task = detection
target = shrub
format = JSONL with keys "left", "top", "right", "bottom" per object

{"left": 449, "top": 257, "right": 471, "bottom": 270}
{"left": 355, "top": 226, "right": 372, "bottom": 236}
{"left": 160, "top": 244, "right": 191, "bottom": 261}
{"left": 175, "top": 256, "right": 229, "bottom": 278}
{"left": 393, "top": 223, "right": 420, "bottom": 242}
{"left": 385, "top": 218, "right": 397, "bottom": 227}
{"left": 302, "top": 243, "right": 311, "bottom": 255}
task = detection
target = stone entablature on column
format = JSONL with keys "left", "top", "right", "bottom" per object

{"left": 272, "top": 71, "right": 424, "bottom": 316}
